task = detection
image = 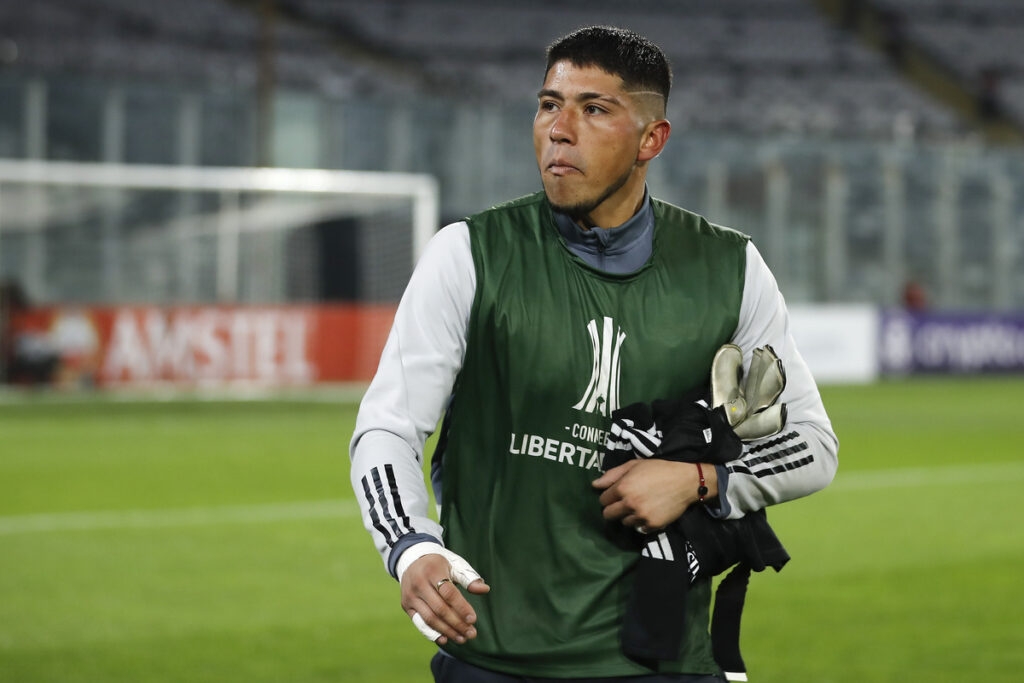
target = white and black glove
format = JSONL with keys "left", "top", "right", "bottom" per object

{"left": 711, "top": 344, "right": 787, "bottom": 441}
{"left": 603, "top": 343, "right": 787, "bottom": 471}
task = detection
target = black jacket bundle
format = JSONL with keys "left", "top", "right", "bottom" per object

{"left": 603, "top": 396, "right": 790, "bottom": 677}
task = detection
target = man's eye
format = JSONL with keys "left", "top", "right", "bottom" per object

{"left": 584, "top": 105, "right": 605, "bottom": 115}
{"left": 540, "top": 101, "right": 559, "bottom": 112}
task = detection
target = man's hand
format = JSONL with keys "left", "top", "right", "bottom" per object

{"left": 397, "top": 544, "right": 490, "bottom": 645}
{"left": 593, "top": 459, "right": 718, "bottom": 532}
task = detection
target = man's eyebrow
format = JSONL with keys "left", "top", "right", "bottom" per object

{"left": 537, "top": 89, "right": 624, "bottom": 106}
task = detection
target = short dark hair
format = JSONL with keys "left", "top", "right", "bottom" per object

{"left": 544, "top": 26, "right": 672, "bottom": 104}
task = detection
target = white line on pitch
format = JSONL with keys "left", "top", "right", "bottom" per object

{"left": 831, "top": 461, "right": 1024, "bottom": 491}
{"left": 3, "top": 462, "right": 1021, "bottom": 536}
{"left": 0, "top": 499, "right": 361, "bottom": 535}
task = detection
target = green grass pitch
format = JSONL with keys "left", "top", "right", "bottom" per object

{"left": 2, "top": 378, "right": 1023, "bottom": 682}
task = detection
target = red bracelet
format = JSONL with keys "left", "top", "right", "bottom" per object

{"left": 696, "top": 463, "right": 709, "bottom": 503}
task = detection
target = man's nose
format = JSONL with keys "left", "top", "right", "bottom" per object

{"left": 549, "top": 109, "right": 576, "bottom": 144}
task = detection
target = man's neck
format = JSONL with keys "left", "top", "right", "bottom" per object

{"left": 576, "top": 172, "right": 648, "bottom": 230}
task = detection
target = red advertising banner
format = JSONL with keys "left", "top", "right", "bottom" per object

{"left": 5, "top": 304, "right": 397, "bottom": 388}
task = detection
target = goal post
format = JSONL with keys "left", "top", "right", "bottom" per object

{"left": 0, "top": 159, "right": 440, "bottom": 388}
{"left": 0, "top": 159, "right": 439, "bottom": 305}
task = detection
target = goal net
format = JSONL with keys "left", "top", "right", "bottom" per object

{"left": 0, "top": 160, "right": 438, "bottom": 305}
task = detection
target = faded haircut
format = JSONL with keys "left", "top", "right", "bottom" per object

{"left": 544, "top": 26, "right": 672, "bottom": 105}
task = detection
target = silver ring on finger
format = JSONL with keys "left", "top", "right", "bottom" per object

{"left": 435, "top": 577, "right": 452, "bottom": 591}
{"left": 636, "top": 524, "right": 650, "bottom": 535}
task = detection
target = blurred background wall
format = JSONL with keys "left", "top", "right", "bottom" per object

{"left": 1, "top": 0, "right": 1023, "bottom": 386}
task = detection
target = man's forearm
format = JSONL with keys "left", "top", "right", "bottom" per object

{"left": 350, "top": 429, "right": 444, "bottom": 576}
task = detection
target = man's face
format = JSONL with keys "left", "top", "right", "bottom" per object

{"left": 533, "top": 61, "right": 651, "bottom": 222}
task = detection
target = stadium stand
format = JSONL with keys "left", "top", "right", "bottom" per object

{"left": 0, "top": 0, "right": 974, "bottom": 139}
{"left": 811, "top": 0, "right": 1024, "bottom": 143}
{"left": 284, "top": 0, "right": 965, "bottom": 139}
{"left": 876, "top": 0, "right": 1024, "bottom": 124}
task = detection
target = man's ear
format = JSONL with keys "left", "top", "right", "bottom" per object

{"left": 637, "top": 119, "right": 671, "bottom": 163}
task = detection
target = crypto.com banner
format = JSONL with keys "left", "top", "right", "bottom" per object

{"left": 879, "top": 310, "right": 1024, "bottom": 374}
{"left": 8, "top": 304, "right": 396, "bottom": 388}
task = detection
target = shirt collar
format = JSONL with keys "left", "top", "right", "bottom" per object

{"left": 552, "top": 188, "right": 653, "bottom": 257}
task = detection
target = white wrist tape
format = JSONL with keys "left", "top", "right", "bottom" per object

{"left": 396, "top": 541, "right": 483, "bottom": 588}
{"left": 396, "top": 541, "right": 447, "bottom": 583}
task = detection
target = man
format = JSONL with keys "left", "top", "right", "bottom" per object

{"left": 350, "top": 26, "right": 838, "bottom": 682}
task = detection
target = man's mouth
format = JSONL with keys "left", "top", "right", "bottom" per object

{"left": 547, "top": 160, "right": 581, "bottom": 176}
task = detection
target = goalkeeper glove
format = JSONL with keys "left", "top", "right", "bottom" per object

{"left": 710, "top": 344, "right": 787, "bottom": 441}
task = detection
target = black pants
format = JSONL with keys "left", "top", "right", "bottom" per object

{"left": 430, "top": 651, "right": 726, "bottom": 683}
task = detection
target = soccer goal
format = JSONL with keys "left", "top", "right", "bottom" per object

{"left": 0, "top": 159, "right": 439, "bottom": 306}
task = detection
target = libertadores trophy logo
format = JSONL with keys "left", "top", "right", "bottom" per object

{"left": 572, "top": 317, "right": 626, "bottom": 417}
